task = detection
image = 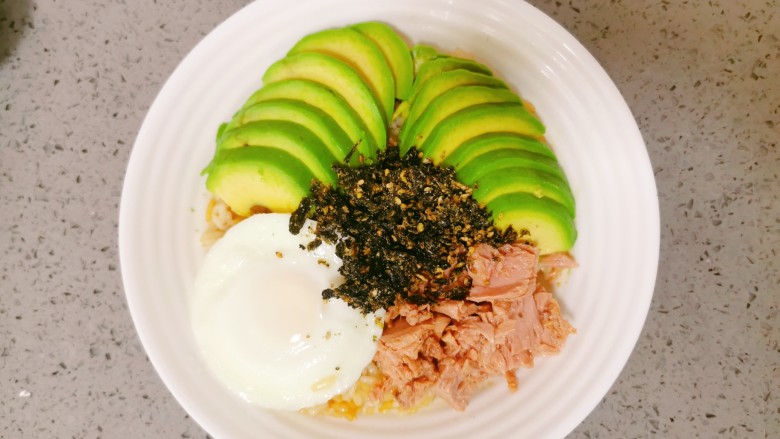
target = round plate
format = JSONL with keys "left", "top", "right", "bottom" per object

{"left": 119, "top": 0, "right": 660, "bottom": 438}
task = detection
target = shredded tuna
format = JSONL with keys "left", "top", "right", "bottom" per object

{"left": 539, "top": 252, "right": 578, "bottom": 283}
{"left": 432, "top": 299, "right": 479, "bottom": 320}
{"left": 386, "top": 301, "right": 433, "bottom": 326}
{"left": 373, "top": 242, "right": 575, "bottom": 411}
{"left": 539, "top": 252, "right": 577, "bottom": 269}
{"left": 467, "top": 243, "right": 539, "bottom": 301}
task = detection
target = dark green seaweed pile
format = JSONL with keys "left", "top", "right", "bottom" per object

{"left": 290, "top": 147, "right": 516, "bottom": 314}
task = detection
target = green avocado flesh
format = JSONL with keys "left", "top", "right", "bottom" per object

{"left": 239, "top": 79, "right": 377, "bottom": 162}
{"left": 262, "top": 52, "right": 387, "bottom": 151}
{"left": 487, "top": 192, "right": 577, "bottom": 254}
{"left": 224, "top": 99, "right": 353, "bottom": 163}
{"left": 351, "top": 21, "right": 414, "bottom": 101}
{"left": 411, "top": 44, "right": 440, "bottom": 73}
{"left": 411, "top": 56, "right": 493, "bottom": 100}
{"left": 414, "top": 103, "right": 546, "bottom": 160}
{"left": 441, "top": 133, "right": 556, "bottom": 168}
{"left": 288, "top": 27, "right": 395, "bottom": 123}
{"left": 400, "top": 86, "right": 521, "bottom": 151}
{"left": 454, "top": 148, "right": 567, "bottom": 185}
{"left": 404, "top": 69, "right": 508, "bottom": 130}
{"left": 205, "top": 147, "right": 315, "bottom": 216}
{"left": 216, "top": 120, "right": 337, "bottom": 184}
{"left": 468, "top": 167, "right": 576, "bottom": 215}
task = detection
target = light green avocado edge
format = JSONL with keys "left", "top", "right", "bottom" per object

{"left": 411, "top": 44, "right": 440, "bottom": 73}
{"left": 262, "top": 52, "right": 387, "bottom": 153}
{"left": 454, "top": 148, "right": 567, "bottom": 185}
{"left": 487, "top": 192, "right": 577, "bottom": 254}
{"left": 351, "top": 21, "right": 414, "bottom": 101}
{"left": 441, "top": 133, "right": 556, "bottom": 168}
{"left": 288, "top": 27, "right": 395, "bottom": 123}
{"left": 205, "top": 146, "right": 316, "bottom": 216}
{"left": 223, "top": 99, "right": 355, "bottom": 165}
{"left": 238, "top": 79, "right": 378, "bottom": 163}
{"left": 414, "top": 103, "right": 545, "bottom": 160}
{"left": 468, "top": 167, "right": 576, "bottom": 216}
{"left": 402, "top": 69, "right": 509, "bottom": 140}
{"left": 410, "top": 56, "right": 494, "bottom": 101}
{"left": 400, "top": 86, "right": 522, "bottom": 151}
{"left": 215, "top": 119, "right": 338, "bottom": 185}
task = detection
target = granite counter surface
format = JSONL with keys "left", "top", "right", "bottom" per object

{"left": 1, "top": 0, "right": 777, "bottom": 437}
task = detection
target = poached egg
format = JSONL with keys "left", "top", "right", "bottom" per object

{"left": 191, "top": 213, "right": 383, "bottom": 411}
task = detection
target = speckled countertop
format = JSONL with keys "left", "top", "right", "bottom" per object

{"left": 1, "top": 0, "right": 777, "bottom": 438}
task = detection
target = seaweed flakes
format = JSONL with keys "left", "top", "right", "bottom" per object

{"left": 290, "top": 147, "right": 516, "bottom": 314}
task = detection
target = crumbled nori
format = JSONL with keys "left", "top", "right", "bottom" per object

{"left": 290, "top": 147, "right": 516, "bottom": 314}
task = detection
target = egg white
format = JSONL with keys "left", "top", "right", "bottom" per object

{"left": 191, "top": 213, "right": 384, "bottom": 411}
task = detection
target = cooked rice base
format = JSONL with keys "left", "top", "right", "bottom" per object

{"left": 299, "top": 361, "right": 436, "bottom": 420}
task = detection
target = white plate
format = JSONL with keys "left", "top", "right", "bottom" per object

{"left": 119, "top": 0, "right": 660, "bottom": 438}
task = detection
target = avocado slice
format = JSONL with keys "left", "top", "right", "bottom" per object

{"left": 442, "top": 133, "right": 556, "bottom": 168}
{"left": 392, "top": 99, "right": 411, "bottom": 122}
{"left": 487, "top": 192, "right": 577, "bottom": 254}
{"left": 455, "top": 148, "right": 567, "bottom": 185}
{"left": 411, "top": 56, "right": 493, "bottom": 101}
{"left": 404, "top": 69, "right": 508, "bottom": 131}
{"left": 411, "top": 44, "right": 440, "bottom": 73}
{"left": 216, "top": 120, "right": 337, "bottom": 184}
{"left": 468, "top": 167, "right": 576, "bottom": 215}
{"left": 351, "top": 21, "right": 414, "bottom": 100}
{"left": 400, "top": 86, "right": 521, "bottom": 151}
{"left": 416, "top": 103, "right": 546, "bottom": 161}
{"left": 205, "top": 147, "right": 316, "bottom": 216}
{"left": 223, "top": 99, "right": 354, "bottom": 165}
{"left": 263, "top": 52, "right": 387, "bottom": 152}
{"left": 239, "top": 79, "right": 377, "bottom": 162}
{"left": 215, "top": 122, "right": 229, "bottom": 143}
{"left": 288, "top": 28, "right": 395, "bottom": 123}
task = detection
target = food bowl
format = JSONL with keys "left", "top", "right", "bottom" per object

{"left": 119, "top": 0, "right": 659, "bottom": 437}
